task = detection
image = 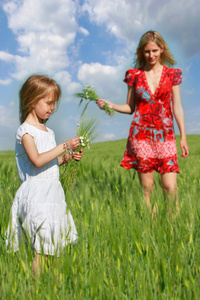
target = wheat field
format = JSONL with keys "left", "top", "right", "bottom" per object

{"left": 0, "top": 135, "right": 200, "bottom": 299}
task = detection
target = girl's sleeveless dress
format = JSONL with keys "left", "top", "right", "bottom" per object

{"left": 6, "top": 123, "right": 77, "bottom": 256}
{"left": 120, "top": 66, "right": 182, "bottom": 173}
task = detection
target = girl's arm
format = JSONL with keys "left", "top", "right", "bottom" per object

{"left": 22, "top": 134, "right": 80, "bottom": 168}
{"left": 96, "top": 85, "right": 136, "bottom": 114}
{"left": 58, "top": 153, "right": 71, "bottom": 166}
{"left": 172, "top": 84, "right": 189, "bottom": 158}
{"left": 58, "top": 151, "right": 83, "bottom": 166}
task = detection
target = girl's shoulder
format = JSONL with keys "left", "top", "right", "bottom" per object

{"left": 123, "top": 68, "right": 142, "bottom": 86}
{"left": 16, "top": 123, "right": 54, "bottom": 144}
{"left": 16, "top": 123, "right": 35, "bottom": 144}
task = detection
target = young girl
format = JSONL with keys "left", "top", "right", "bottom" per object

{"left": 6, "top": 74, "right": 82, "bottom": 271}
{"left": 97, "top": 30, "right": 189, "bottom": 212}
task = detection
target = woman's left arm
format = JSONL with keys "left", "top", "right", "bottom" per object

{"left": 172, "top": 84, "right": 189, "bottom": 158}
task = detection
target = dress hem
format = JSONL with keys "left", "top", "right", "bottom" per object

{"left": 120, "top": 162, "right": 180, "bottom": 174}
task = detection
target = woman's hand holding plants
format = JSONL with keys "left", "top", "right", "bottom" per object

{"left": 96, "top": 98, "right": 114, "bottom": 110}
{"left": 75, "top": 85, "right": 115, "bottom": 116}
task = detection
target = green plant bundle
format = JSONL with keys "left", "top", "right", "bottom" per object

{"left": 74, "top": 85, "right": 115, "bottom": 116}
{"left": 77, "top": 116, "right": 97, "bottom": 151}
{"left": 62, "top": 116, "right": 97, "bottom": 195}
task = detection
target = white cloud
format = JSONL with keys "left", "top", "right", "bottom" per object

{"left": 0, "top": 101, "right": 19, "bottom": 149}
{"left": 54, "top": 71, "right": 82, "bottom": 102}
{"left": 186, "top": 106, "right": 200, "bottom": 119}
{"left": 184, "top": 88, "right": 195, "bottom": 95}
{"left": 77, "top": 62, "right": 128, "bottom": 102}
{"left": 82, "top": 0, "right": 200, "bottom": 58}
{"left": 0, "top": 51, "right": 15, "bottom": 62}
{"left": 82, "top": 0, "right": 146, "bottom": 40}
{"left": 183, "top": 106, "right": 200, "bottom": 134}
{"left": 2, "top": 0, "right": 79, "bottom": 80}
{"left": 186, "top": 121, "right": 200, "bottom": 134}
{"left": 78, "top": 26, "right": 90, "bottom": 36}
{"left": 78, "top": 62, "right": 117, "bottom": 81}
{"left": 2, "top": 0, "right": 199, "bottom": 83}
{"left": 3, "top": 0, "right": 77, "bottom": 36}
{"left": 0, "top": 102, "right": 18, "bottom": 129}
{"left": 0, "top": 78, "right": 12, "bottom": 85}
{"left": 100, "top": 133, "right": 116, "bottom": 141}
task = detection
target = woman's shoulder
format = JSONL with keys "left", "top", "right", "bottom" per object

{"left": 165, "top": 66, "right": 182, "bottom": 75}
{"left": 164, "top": 67, "right": 182, "bottom": 85}
{"left": 123, "top": 68, "right": 142, "bottom": 86}
{"left": 125, "top": 68, "right": 142, "bottom": 76}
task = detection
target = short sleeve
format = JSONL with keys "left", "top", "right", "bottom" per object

{"left": 173, "top": 69, "right": 182, "bottom": 85}
{"left": 123, "top": 69, "right": 139, "bottom": 87}
{"left": 16, "top": 123, "right": 35, "bottom": 144}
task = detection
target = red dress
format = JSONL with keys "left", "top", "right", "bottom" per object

{"left": 120, "top": 66, "right": 182, "bottom": 173}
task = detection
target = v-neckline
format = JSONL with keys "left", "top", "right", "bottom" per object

{"left": 143, "top": 66, "right": 165, "bottom": 96}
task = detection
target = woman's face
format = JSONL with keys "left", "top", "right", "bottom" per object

{"left": 143, "top": 41, "right": 163, "bottom": 67}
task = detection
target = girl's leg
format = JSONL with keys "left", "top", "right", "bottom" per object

{"left": 138, "top": 172, "right": 154, "bottom": 209}
{"left": 32, "top": 253, "right": 42, "bottom": 276}
{"left": 32, "top": 252, "right": 49, "bottom": 276}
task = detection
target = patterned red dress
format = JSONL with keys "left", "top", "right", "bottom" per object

{"left": 120, "top": 66, "right": 182, "bottom": 173}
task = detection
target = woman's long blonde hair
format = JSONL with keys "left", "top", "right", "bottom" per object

{"left": 134, "top": 30, "right": 176, "bottom": 68}
{"left": 19, "top": 74, "right": 61, "bottom": 124}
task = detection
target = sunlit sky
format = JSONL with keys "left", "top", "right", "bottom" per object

{"left": 0, "top": 0, "right": 200, "bottom": 150}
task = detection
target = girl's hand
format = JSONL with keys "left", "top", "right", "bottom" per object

{"left": 67, "top": 137, "right": 80, "bottom": 151}
{"left": 96, "top": 98, "right": 114, "bottom": 109}
{"left": 73, "top": 149, "right": 83, "bottom": 161}
{"left": 180, "top": 138, "right": 189, "bottom": 158}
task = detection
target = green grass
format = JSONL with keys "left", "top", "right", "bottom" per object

{"left": 0, "top": 135, "right": 200, "bottom": 299}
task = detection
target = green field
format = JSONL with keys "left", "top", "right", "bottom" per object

{"left": 0, "top": 135, "right": 200, "bottom": 299}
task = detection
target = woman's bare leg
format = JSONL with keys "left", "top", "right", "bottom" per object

{"left": 138, "top": 172, "right": 155, "bottom": 212}
{"left": 160, "top": 172, "right": 177, "bottom": 196}
{"left": 161, "top": 172, "right": 179, "bottom": 216}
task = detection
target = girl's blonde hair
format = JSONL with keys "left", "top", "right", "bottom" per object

{"left": 19, "top": 74, "right": 61, "bottom": 124}
{"left": 134, "top": 30, "right": 176, "bottom": 68}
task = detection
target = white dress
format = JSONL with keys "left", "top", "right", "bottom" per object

{"left": 6, "top": 123, "right": 78, "bottom": 256}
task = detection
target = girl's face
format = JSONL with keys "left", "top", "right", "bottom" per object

{"left": 143, "top": 41, "right": 163, "bottom": 67}
{"left": 33, "top": 92, "right": 56, "bottom": 122}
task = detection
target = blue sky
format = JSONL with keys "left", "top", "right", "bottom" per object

{"left": 0, "top": 0, "right": 200, "bottom": 150}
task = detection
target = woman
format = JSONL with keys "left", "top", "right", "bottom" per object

{"left": 97, "top": 30, "right": 189, "bottom": 212}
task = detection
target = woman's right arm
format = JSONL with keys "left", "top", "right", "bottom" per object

{"left": 96, "top": 85, "right": 135, "bottom": 115}
{"left": 22, "top": 135, "right": 80, "bottom": 168}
